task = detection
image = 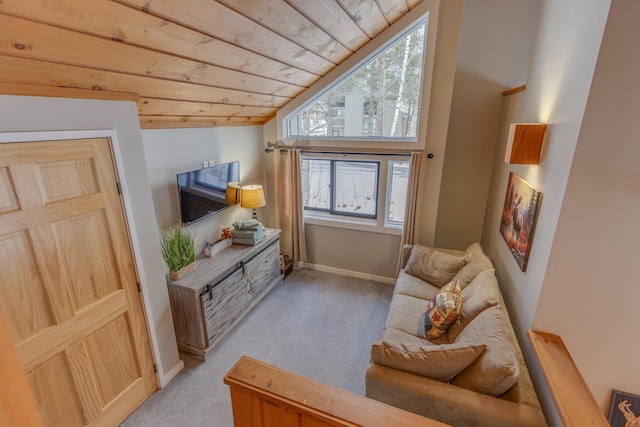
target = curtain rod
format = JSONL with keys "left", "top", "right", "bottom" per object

{"left": 301, "top": 150, "right": 415, "bottom": 157}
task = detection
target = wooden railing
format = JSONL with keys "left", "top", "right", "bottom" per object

{"left": 528, "top": 330, "right": 608, "bottom": 427}
{"left": 224, "top": 356, "right": 450, "bottom": 427}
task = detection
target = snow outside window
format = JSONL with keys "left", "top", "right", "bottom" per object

{"left": 301, "top": 153, "right": 409, "bottom": 234}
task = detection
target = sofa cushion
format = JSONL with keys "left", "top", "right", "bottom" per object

{"left": 425, "top": 281, "right": 462, "bottom": 340}
{"left": 385, "top": 293, "right": 431, "bottom": 339}
{"left": 405, "top": 245, "right": 467, "bottom": 287}
{"left": 382, "top": 328, "right": 432, "bottom": 346}
{"left": 451, "top": 305, "right": 520, "bottom": 396}
{"left": 394, "top": 269, "right": 441, "bottom": 300}
{"left": 453, "top": 243, "right": 494, "bottom": 288}
{"left": 447, "top": 269, "right": 501, "bottom": 342}
{"left": 371, "top": 341, "right": 486, "bottom": 382}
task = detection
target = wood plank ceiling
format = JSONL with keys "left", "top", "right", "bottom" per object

{"left": 0, "top": 0, "right": 422, "bottom": 129}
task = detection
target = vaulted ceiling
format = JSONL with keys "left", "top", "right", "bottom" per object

{"left": 0, "top": 0, "right": 423, "bottom": 129}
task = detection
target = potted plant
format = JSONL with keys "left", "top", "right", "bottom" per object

{"left": 160, "top": 226, "right": 196, "bottom": 280}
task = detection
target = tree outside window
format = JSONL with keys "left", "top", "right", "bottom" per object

{"left": 286, "top": 19, "right": 427, "bottom": 140}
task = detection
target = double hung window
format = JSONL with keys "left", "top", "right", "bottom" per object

{"left": 301, "top": 153, "right": 409, "bottom": 233}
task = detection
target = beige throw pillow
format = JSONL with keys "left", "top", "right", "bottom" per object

{"left": 452, "top": 243, "right": 494, "bottom": 288}
{"left": 451, "top": 306, "right": 520, "bottom": 396}
{"left": 371, "top": 340, "right": 486, "bottom": 382}
{"left": 405, "top": 245, "right": 467, "bottom": 287}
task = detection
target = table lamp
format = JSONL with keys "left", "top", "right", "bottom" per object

{"left": 240, "top": 185, "right": 266, "bottom": 220}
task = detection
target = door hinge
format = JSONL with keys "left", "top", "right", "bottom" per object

{"left": 153, "top": 364, "right": 157, "bottom": 373}
{"left": 116, "top": 182, "right": 122, "bottom": 195}
{"left": 136, "top": 282, "right": 141, "bottom": 292}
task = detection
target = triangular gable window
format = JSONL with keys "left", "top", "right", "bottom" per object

{"left": 285, "top": 18, "right": 428, "bottom": 141}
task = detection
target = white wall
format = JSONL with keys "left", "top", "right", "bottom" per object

{"left": 141, "top": 127, "right": 266, "bottom": 254}
{"left": 0, "top": 95, "right": 182, "bottom": 387}
{"left": 479, "top": 0, "right": 611, "bottom": 424}
{"left": 534, "top": 0, "right": 640, "bottom": 412}
{"left": 434, "top": 0, "right": 540, "bottom": 250}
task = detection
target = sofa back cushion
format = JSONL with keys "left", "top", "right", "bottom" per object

{"left": 371, "top": 340, "right": 486, "bottom": 382}
{"left": 446, "top": 269, "right": 501, "bottom": 342}
{"left": 453, "top": 243, "right": 494, "bottom": 288}
{"left": 405, "top": 245, "right": 467, "bottom": 287}
{"left": 451, "top": 305, "right": 520, "bottom": 396}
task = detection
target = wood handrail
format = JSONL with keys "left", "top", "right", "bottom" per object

{"left": 528, "top": 330, "right": 608, "bottom": 427}
{"left": 224, "top": 356, "right": 450, "bottom": 427}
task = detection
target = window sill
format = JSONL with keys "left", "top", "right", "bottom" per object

{"left": 304, "top": 215, "right": 402, "bottom": 236}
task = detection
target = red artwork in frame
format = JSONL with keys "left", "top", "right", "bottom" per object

{"left": 499, "top": 172, "right": 542, "bottom": 272}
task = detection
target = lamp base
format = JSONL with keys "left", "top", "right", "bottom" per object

{"left": 251, "top": 208, "right": 258, "bottom": 220}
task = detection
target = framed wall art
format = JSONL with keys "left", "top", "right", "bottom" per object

{"left": 499, "top": 172, "right": 542, "bottom": 272}
{"left": 608, "top": 390, "right": 640, "bottom": 426}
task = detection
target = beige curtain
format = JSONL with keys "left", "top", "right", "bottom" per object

{"left": 396, "top": 151, "right": 425, "bottom": 274}
{"left": 274, "top": 148, "right": 307, "bottom": 262}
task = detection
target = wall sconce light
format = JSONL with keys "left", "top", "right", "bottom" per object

{"left": 504, "top": 123, "right": 547, "bottom": 164}
{"left": 225, "top": 182, "right": 241, "bottom": 205}
{"left": 240, "top": 185, "right": 266, "bottom": 220}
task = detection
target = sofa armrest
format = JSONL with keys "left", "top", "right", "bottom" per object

{"left": 401, "top": 244, "right": 414, "bottom": 270}
{"left": 366, "top": 363, "right": 547, "bottom": 427}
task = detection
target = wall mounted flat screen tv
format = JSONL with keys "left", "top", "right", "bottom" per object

{"left": 177, "top": 160, "right": 240, "bottom": 225}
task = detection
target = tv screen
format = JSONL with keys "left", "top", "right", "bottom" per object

{"left": 177, "top": 160, "right": 240, "bottom": 225}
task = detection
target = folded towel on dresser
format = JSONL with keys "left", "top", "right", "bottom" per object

{"left": 233, "top": 220, "right": 264, "bottom": 231}
{"left": 232, "top": 235, "right": 266, "bottom": 246}
{"left": 231, "top": 229, "right": 266, "bottom": 239}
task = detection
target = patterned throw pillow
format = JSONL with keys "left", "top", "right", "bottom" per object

{"left": 425, "top": 280, "right": 462, "bottom": 340}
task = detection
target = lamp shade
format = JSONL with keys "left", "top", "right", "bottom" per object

{"left": 225, "top": 182, "right": 240, "bottom": 205}
{"left": 240, "top": 185, "right": 266, "bottom": 209}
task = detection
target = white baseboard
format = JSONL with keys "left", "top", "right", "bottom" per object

{"left": 296, "top": 261, "right": 396, "bottom": 285}
{"left": 158, "top": 359, "right": 184, "bottom": 388}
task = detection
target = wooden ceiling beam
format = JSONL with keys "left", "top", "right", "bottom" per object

{"left": 114, "top": 0, "right": 336, "bottom": 75}
{"left": 0, "top": 0, "right": 320, "bottom": 87}
{"left": 0, "top": 82, "right": 139, "bottom": 102}
{"left": 0, "top": 55, "right": 289, "bottom": 107}
{"left": 137, "top": 98, "right": 277, "bottom": 118}
{"left": 139, "top": 116, "right": 269, "bottom": 129}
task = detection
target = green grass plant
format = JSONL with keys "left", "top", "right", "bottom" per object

{"left": 160, "top": 226, "right": 195, "bottom": 271}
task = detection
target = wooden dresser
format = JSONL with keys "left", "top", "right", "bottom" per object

{"left": 167, "top": 228, "right": 282, "bottom": 360}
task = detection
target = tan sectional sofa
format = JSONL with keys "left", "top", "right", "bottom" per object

{"left": 365, "top": 243, "right": 547, "bottom": 427}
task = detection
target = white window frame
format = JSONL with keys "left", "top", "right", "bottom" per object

{"left": 301, "top": 152, "right": 409, "bottom": 235}
{"left": 276, "top": 0, "right": 439, "bottom": 152}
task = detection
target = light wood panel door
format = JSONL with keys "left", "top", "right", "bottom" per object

{"left": 0, "top": 137, "right": 157, "bottom": 426}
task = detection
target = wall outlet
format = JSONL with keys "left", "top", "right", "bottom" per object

{"left": 202, "top": 161, "right": 209, "bottom": 168}
{"left": 208, "top": 160, "right": 215, "bottom": 166}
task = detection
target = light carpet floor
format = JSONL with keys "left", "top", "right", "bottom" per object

{"left": 120, "top": 268, "right": 394, "bottom": 427}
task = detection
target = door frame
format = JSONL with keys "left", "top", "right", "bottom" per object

{"left": 0, "top": 129, "right": 161, "bottom": 385}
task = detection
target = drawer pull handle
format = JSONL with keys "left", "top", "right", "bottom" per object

{"left": 201, "top": 282, "right": 220, "bottom": 300}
